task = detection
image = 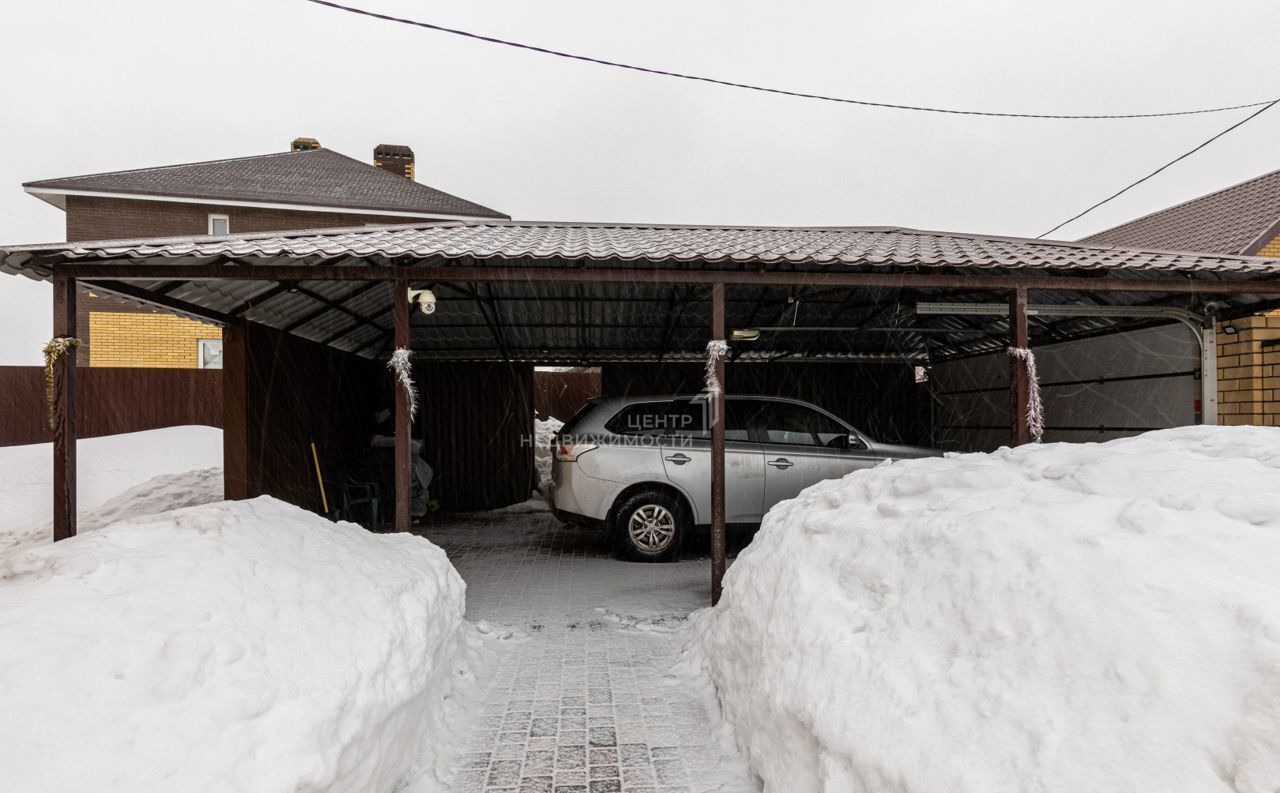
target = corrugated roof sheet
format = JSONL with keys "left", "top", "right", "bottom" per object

{"left": 1079, "top": 167, "right": 1280, "bottom": 255}
{"left": 5, "top": 221, "right": 1279, "bottom": 365}
{"left": 24, "top": 148, "right": 508, "bottom": 220}
{"left": 7, "top": 220, "right": 1280, "bottom": 273}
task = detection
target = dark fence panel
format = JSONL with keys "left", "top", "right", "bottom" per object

{"left": 232, "top": 328, "right": 534, "bottom": 517}
{"left": 417, "top": 361, "right": 535, "bottom": 511}
{"left": 241, "top": 325, "right": 384, "bottom": 515}
{"left": 0, "top": 365, "right": 222, "bottom": 447}
{"left": 534, "top": 370, "right": 602, "bottom": 422}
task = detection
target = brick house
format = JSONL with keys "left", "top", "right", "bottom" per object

{"left": 24, "top": 138, "right": 507, "bottom": 367}
{"left": 1080, "top": 170, "right": 1280, "bottom": 426}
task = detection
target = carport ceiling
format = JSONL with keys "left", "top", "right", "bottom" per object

{"left": 4, "top": 221, "right": 1280, "bottom": 364}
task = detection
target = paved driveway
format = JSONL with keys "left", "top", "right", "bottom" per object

{"left": 416, "top": 510, "right": 758, "bottom": 793}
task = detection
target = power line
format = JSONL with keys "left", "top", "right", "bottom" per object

{"left": 1038, "top": 99, "right": 1280, "bottom": 239}
{"left": 303, "top": 0, "right": 1276, "bottom": 121}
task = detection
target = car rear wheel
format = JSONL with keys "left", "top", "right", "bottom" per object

{"left": 612, "top": 489, "right": 686, "bottom": 562}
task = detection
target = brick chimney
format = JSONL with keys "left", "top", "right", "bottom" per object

{"left": 373, "top": 144, "right": 415, "bottom": 180}
{"left": 291, "top": 137, "right": 321, "bottom": 152}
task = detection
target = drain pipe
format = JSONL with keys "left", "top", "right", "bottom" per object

{"left": 1199, "top": 307, "right": 1219, "bottom": 426}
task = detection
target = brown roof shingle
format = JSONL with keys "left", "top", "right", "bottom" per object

{"left": 1079, "top": 168, "right": 1280, "bottom": 255}
{"left": 23, "top": 148, "right": 508, "bottom": 220}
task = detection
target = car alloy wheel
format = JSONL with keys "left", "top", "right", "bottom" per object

{"left": 627, "top": 504, "right": 677, "bottom": 553}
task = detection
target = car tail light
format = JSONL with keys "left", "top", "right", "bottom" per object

{"left": 555, "top": 442, "right": 597, "bottom": 462}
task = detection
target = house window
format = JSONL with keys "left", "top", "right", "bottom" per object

{"left": 198, "top": 339, "right": 224, "bottom": 369}
{"left": 208, "top": 214, "right": 230, "bottom": 235}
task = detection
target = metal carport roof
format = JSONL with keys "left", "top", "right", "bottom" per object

{"left": 4, "top": 220, "right": 1280, "bottom": 364}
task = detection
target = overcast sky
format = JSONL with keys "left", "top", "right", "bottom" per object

{"left": 1, "top": 0, "right": 1277, "bottom": 364}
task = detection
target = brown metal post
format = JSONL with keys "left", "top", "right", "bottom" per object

{"left": 710, "top": 283, "right": 727, "bottom": 604}
{"left": 393, "top": 273, "right": 412, "bottom": 533}
{"left": 222, "top": 320, "right": 250, "bottom": 501}
{"left": 52, "top": 276, "right": 78, "bottom": 541}
{"left": 1010, "top": 287, "right": 1031, "bottom": 446}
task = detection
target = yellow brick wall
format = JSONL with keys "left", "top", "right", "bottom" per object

{"left": 1217, "top": 311, "right": 1280, "bottom": 427}
{"left": 1256, "top": 234, "right": 1280, "bottom": 258}
{"left": 1215, "top": 232, "right": 1280, "bottom": 425}
{"left": 88, "top": 312, "right": 222, "bottom": 368}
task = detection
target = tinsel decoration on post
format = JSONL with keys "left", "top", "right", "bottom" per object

{"left": 387, "top": 348, "right": 418, "bottom": 421}
{"left": 1006, "top": 346, "right": 1045, "bottom": 442}
{"left": 704, "top": 339, "right": 728, "bottom": 396}
{"left": 43, "top": 337, "right": 80, "bottom": 429}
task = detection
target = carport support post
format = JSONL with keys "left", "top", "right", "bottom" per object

{"left": 394, "top": 273, "right": 412, "bottom": 533}
{"left": 52, "top": 275, "right": 78, "bottom": 541}
{"left": 1009, "top": 287, "right": 1032, "bottom": 446}
{"left": 710, "top": 282, "right": 727, "bottom": 605}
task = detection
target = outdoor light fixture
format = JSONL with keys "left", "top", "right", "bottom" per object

{"left": 1222, "top": 324, "right": 1239, "bottom": 335}
{"left": 730, "top": 328, "right": 761, "bottom": 341}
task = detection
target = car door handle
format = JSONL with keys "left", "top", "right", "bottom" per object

{"left": 767, "top": 457, "right": 794, "bottom": 469}
{"left": 664, "top": 453, "right": 691, "bottom": 465}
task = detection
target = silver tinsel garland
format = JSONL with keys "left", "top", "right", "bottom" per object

{"left": 1006, "top": 346, "right": 1045, "bottom": 442}
{"left": 387, "top": 348, "right": 419, "bottom": 421}
{"left": 705, "top": 339, "right": 728, "bottom": 396}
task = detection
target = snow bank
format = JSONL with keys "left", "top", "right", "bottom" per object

{"left": 534, "top": 414, "right": 563, "bottom": 495}
{"left": 691, "top": 426, "right": 1280, "bottom": 793}
{"left": 0, "top": 425, "right": 223, "bottom": 552}
{"left": 0, "top": 496, "right": 470, "bottom": 793}
{"left": 73, "top": 465, "right": 223, "bottom": 532}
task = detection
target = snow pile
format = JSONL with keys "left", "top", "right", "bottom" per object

{"left": 691, "top": 426, "right": 1280, "bottom": 793}
{"left": 0, "top": 425, "right": 223, "bottom": 552}
{"left": 0, "top": 496, "right": 471, "bottom": 793}
{"left": 534, "top": 414, "right": 564, "bottom": 495}
{"left": 73, "top": 466, "right": 223, "bottom": 532}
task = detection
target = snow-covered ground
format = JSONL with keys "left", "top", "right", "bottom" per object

{"left": 0, "top": 496, "right": 474, "bottom": 793}
{"left": 691, "top": 426, "right": 1280, "bottom": 793}
{"left": 0, "top": 425, "right": 224, "bottom": 552}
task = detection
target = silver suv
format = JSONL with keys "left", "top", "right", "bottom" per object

{"left": 551, "top": 394, "right": 937, "bottom": 561}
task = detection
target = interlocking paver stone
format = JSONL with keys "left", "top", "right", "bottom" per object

{"left": 421, "top": 512, "right": 756, "bottom": 793}
{"left": 588, "top": 727, "right": 616, "bottom": 747}
{"left": 488, "top": 760, "right": 522, "bottom": 788}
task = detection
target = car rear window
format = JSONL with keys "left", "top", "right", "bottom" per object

{"left": 556, "top": 399, "right": 600, "bottom": 440}
{"left": 605, "top": 400, "right": 708, "bottom": 438}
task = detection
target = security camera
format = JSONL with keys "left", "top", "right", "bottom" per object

{"left": 407, "top": 288, "right": 437, "bottom": 315}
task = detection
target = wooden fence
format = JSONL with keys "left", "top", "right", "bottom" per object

{"left": 0, "top": 366, "right": 222, "bottom": 447}
{"left": 533, "top": 369, "right": 601, "bottom": 422}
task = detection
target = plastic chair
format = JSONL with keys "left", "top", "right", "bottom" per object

{"left": 335, "top": 474, "right": 380, "bottom": 530}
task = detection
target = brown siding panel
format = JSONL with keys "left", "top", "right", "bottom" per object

{"left": 66, "top": 195, "right": 428, "bottom": 241}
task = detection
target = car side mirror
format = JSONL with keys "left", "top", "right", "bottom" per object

{"left": 847, "top": 434, "right": 868, "bottom": 450}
